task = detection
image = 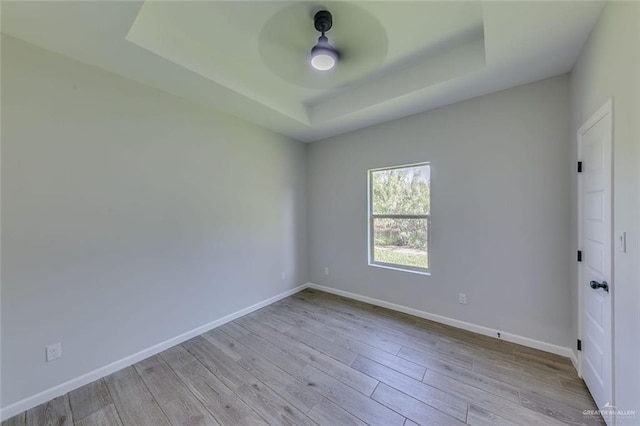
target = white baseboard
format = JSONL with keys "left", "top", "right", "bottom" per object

{"left": 570, "top": 349, "right": 581, "bottom": 376}
{"left": 0, "top": 284, "right": 307, "bottom": 421}
{"left": 307, "top": 283, "right": 575, "bottom": 361}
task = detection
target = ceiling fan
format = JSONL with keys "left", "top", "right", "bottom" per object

{"left": 310, "top": 10, "right": 339, "bottom": 71}
{"left": 257, "top": 2, "right": 387, "bottom": 88}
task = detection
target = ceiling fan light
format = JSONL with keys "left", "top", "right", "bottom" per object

{"left": 311, "top": 48, "right": 337, "bottom": 71}
{"left": 311, "top": 35, "right": 338, "bottom": 71}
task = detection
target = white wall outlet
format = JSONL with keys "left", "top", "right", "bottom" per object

{"left": 459, "top": 293, "right": 467, "bottom": 304}
{"left": 46, "top": 342, "right": 62, "bottom": 362}
{"left": 324, "top": 267, "right": 329, "bottom": 275}
{"left": 281, "top": 271, "right": 286, "bottom": 281}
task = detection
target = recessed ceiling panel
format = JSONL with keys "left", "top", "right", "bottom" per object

{"left": 1, "top": 1, "right": 606, "bottom": 141}
{"left": 127, "top": 1, "right": 311, "bottom": 123}
{"left": 308, "top": 27, "right": 485, "bottom": 123}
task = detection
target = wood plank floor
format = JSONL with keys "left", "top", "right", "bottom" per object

{"left": 3, "top": 289, "right": 601, "bottom": 426}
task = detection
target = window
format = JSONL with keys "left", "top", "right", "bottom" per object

{"left": 368, "top": 162, "right": 430, "bottom": 274}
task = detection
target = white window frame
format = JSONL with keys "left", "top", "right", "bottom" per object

{"left": 367, "top": 162, "right": 431, "bottom": 275}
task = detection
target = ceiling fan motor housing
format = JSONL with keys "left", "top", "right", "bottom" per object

{"left": 314, "top": 10, "right": 333, "bottom": 33}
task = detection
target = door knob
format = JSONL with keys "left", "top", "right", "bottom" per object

{"left": 590, "top": 280, "right": 609, "bottom": 292}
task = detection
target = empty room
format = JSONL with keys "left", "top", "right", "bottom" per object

{"left": 1, "top": 1, "right": 639, "bottom": 425}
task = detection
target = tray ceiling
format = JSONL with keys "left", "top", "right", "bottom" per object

{"left": 1, "top": 1, "right": 605, "bottom": 142}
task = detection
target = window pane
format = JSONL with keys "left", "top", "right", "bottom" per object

{"left": 372, "top": 165, "right": 430, "bottom": 215}
{"left": 373, "top": 218, "right": 428, "bottom": 269}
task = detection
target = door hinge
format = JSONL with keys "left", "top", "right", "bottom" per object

{"left": 577, "top": 339, "right": 582, "bottom": 351}
{"left": 577, "top": 250, "right": 582, "bottom": 262}
{"left": 577, "top": 161, "right": 583, "bottom": 173}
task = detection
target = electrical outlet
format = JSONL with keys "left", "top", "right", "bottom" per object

{"left": 459, "top": 293, "right": 467, "bottom": 304}
{"left": 281, "top": 271, "right": 286, "bottom": 281}
{"left": 46, "top": 343, "right": 62, "bottom": 362}
{"left": 324, "top": 267, "right": 329, "bottom": 275}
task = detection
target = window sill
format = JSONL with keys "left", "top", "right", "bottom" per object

{"left": 368, "top": 262, "right": 431, "bottom": 276}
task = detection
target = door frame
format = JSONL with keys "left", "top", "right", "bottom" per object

{"left": 576, "top": 97, "right": 614, "bottom": 398}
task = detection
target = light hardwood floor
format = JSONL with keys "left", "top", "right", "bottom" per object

{"left": 2, "top": 289, "right": 601, "bottom": 426}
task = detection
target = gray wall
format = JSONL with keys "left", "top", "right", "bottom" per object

{"left": 569, "top": 1, "right": 640, "bottom": 415}
{"left": 1, "top": 36, "right": 307, "bottom": 407}
{"left": 308, "top": 75, "right": 572, "bottom": 348}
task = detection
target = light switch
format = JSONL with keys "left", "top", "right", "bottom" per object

{"left": 617, "top": 232, "right": 627, "bottom": 253}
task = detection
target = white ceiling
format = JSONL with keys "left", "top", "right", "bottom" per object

{"left": 1, "top": 1, "right": 605, "bottom": 142}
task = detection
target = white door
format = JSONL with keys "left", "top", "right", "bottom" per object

{"left": 578, "top": 99, "right": 613, "bottom": 422}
